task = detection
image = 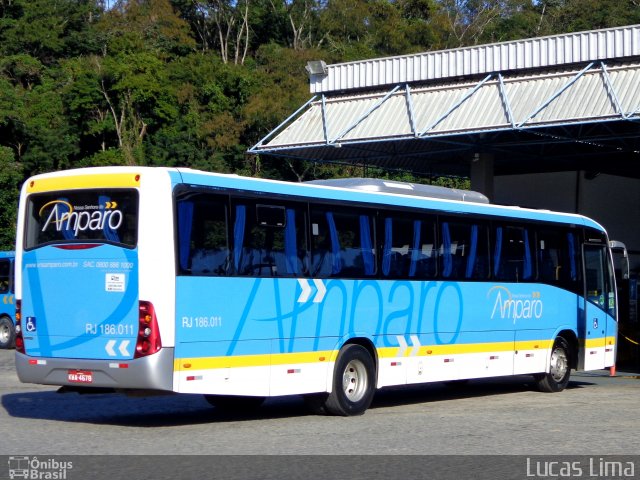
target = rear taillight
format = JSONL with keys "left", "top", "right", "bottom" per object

{"left": 15, "top": 300, "right": 25, "bottom": 354}
{"left": 134, "top": 301, "right": 162, "bottom": 358}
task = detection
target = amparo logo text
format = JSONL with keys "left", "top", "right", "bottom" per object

{"left": 39, "top": 200, "right": 124, "bottom": 237}
{"left": 488, "top": 286, "right": 543, "bottom": 321}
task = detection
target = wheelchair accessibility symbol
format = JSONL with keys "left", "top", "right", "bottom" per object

{"left": 25, "top": 317, "right": 36, "bottom": 333}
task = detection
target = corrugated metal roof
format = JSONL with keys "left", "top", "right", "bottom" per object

{"left": 250, "top": 25, "right": 640, "bottom": 179}
{"left": 256, "top": 62, "right": 640, "bottom": 152}
{"left": 309, "top": 24, "right": 640, "bottom": 93}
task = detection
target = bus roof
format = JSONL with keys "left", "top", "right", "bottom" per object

{"left": 22, "top": 166, "right": 606, "bottom": 232}
{"left": 173, "top": 168, "right": 604, "bottom": 231}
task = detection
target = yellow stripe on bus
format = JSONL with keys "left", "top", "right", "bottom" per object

{"left": 582, "top": 336, "right": 616, "bottom": 348}
{"left": 176, "top": 350, "right": 336, "bottom": 371}
{"left": 175, "top": 336, "right": 616, "bottom": 372}
{"left": 27, "top": 173, "right": 141, "bottom": 193}
{"left": 515, "top": 339, "right": 555, "bottom": 351}
{"left": 378, "top": 337, "right": 614, "bottom": 358}
{"left": 378, "top": 340, "right": 551, "bottom": 359}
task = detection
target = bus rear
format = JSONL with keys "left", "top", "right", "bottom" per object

{"left": 15, "top": 168, "right": 175, "bottom": 392}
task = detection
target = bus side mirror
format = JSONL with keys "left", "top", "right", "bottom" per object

{"left": 610, "top": 240, "right": 629, "bottom": 280}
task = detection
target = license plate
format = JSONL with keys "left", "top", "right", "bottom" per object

{"left": 67, "top": 370, "right": 93, "bottom": 384}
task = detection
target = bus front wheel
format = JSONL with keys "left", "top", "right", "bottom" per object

{"left": 0, "top": 316, "right": 15, "bottom": 349}
{"left": 536, "top": 336, "right": 571, "bottom": 393}
{"left": 323, "top": 344, "right": 376, "bottom": 416}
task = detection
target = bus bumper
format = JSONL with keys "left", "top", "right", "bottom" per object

{"left": 15, "top": 347, "right": 175, "bottom": 392}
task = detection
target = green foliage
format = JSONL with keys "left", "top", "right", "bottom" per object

{"left": 0, "top": 0, "right": 101, "bottom": 63}
{"left": 0, "top": 147, "right": 21, "bottom": 250}
{"left": 542, "top": 0, "right": 640, "bottom": 33}
{"left": 0, "top": 0, "right": 636, "bottom": 241}
{"left": 0, "top": 54, "right": 45, "bottom": 89}
{"left": 246, "top": 44, "right": 316, "bottom": 137}
{"left": 98, "top": 0, "right": 195, "bottom": 57}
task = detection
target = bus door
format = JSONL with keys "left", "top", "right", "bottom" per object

{"left": 581, "top": 244, "right": 616, "bottom": 370}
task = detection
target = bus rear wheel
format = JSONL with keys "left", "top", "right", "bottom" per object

{"left": 0, "top": 317, "right": 15, "bottom": 349}
{"left": 536, "top": 336, "right": 571, "bottom": 393}
{"left": 322, "top": 344, "right": 375, "bottom": 416}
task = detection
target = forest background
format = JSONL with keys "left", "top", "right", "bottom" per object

{"left": 1, "top": 0, "right": 639, "bottom": 249}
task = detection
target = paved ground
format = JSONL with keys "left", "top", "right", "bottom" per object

{"left": 1, "top": 349, "right": 639, "bottom": 458}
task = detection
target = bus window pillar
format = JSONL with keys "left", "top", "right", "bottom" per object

{"left": 470, "top": 152, "right": 494, "bottom": 202}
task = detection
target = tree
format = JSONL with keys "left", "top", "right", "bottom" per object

{"left": 61, "top": 56, "right": 114, "bottom": 156}
{"left": 271, "top": 0, "right": 319, "bottom": 51}
{"left": 0, "top": 147, "right": 22, "bottom": 250}
{"left": 0, "top": 0, "right": 638, "bottom": 193}
{"left": 98, "top": 0, "right": 195, "bottom": 57}
{"left": 433, "top": 0, "right": 510, "bottom": 47}
{"left": 0, "top": 0, "right": 102, "bottom": 63}
{"left": 179, "top": 0, "right": 251, "bottom": 64}
{"left": 242, "top": 43, "right": 317, "bottom": 179}
{"left": 96, "top": 52, "right": 178, "bottom": 165}
{"left": 0, "top": 67, "right": 79, "bottom": 177}
{"left": 0, "top": 54, "right": 45, "bottom": 90}
{"left": 541, "top": 0, "right": 640, "bottom": 34}
{"left": 479, "top": 0, "right": 543, "bottom": 42}
{"left": 317, "top": 0, "right": 377, "bottom": 59}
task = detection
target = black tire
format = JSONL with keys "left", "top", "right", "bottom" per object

{"left": 323, "top": 344, "right": 376, "bottom": 416}
{"left": 0, "top": 316, "right": 15, "bottom": 349}
{"left": 536, "top": 336, "right": 572, "bottom": 393}
{"left": 204, "top": 394, "right": 265, "bottom": 412}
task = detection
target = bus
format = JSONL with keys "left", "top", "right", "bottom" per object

{"left": 14, "top": 167, "right": 620, "bottom": 416}
{"left": 0, "top": 251, "right": 16, "bottom": 349}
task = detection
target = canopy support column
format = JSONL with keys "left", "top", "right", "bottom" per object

{"left": 470, "top": 152, "right": 494, "bottom": 201}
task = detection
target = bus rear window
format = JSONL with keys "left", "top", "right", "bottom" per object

{"left": 25, "top": 189, "right": 138, "bottom": 250}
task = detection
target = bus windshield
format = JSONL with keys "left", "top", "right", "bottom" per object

{"left": 25, "top": 189, "right": 139, "bottom": 250}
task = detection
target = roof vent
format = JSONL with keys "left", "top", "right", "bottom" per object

{"left": 306, "top": 178, "right": 489, "bottom": 203}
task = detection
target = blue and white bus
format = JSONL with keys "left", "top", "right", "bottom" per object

{"left": 0, "top": 251, "right": 16, "bottom": 349}
{"left": 15, "top": 167, "right": 620, "bottom": 415}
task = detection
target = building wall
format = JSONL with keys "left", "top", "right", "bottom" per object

{"left": 494, "top": 172, "right": 640, "bottom": 272}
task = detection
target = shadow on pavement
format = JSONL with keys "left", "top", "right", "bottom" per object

{"left": 1, "top": 374, "right": 595, "bottom": 427}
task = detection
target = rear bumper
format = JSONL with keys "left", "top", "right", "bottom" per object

{"left": 15, "top": 347, "right": 175, "bottom": 392}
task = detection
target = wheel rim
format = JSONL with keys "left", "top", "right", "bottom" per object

{"left": 342, "top": 359, "right": 368, "bottom": 402}
{"left": 0, "top": 323, "right": 9, "bottom": 344}
{"left": 550, "top": 346, "right": 568, "bottom": 382}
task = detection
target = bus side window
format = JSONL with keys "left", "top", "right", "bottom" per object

{"left": 233, "top": 201, "right": 308, "bottom": 277}
{"left": 537, "top": 229, "right": 581, "bottom": 287}
{"left": 0, "top": 259, "right": 9, "bottom": 293}
{"left": 310, "top": 208, "right": 376, "bottom": 278}
{"left": 585, "top": 246, "right": 606, "bottom": 309}
{"left": 585, "top": 243, "right": 616, "bottom": 316}
{"left": 440, "top": 219, "right": 489, "bottom": 280}
{"left": 176, "top": 194, "right": 230, "bottom": 276}
{"left": 381, "top": 215, "right": 436, "bottom": 279}
{"left": 538, "top": 229, "right": 564, "bottom": 283}
{"left": 494, "top": 225, "right": 534, "bottom": 282}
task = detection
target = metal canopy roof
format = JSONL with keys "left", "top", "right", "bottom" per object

{"left": 307, "top": 25, "right": 640, "bottom": 94}
{"left": 250, "top": 25, "right": 640, "bottom": 179}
